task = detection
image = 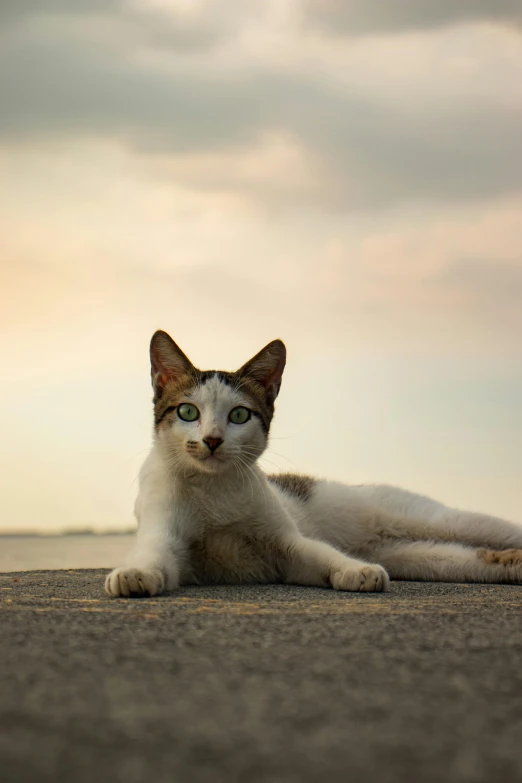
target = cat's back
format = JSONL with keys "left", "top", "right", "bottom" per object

{"left": 266, "top": 472, "right": 317, "bottom": 503}
{"left": 269, "top": 473, "right": 387, "bottom": 552}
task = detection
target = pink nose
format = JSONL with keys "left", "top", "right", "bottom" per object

{"left": 203, "top": 437, "right": 223, "bottom": 454}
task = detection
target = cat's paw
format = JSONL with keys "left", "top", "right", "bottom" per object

{"left": 331, "top": 564, "right": 389, "bottom": 592}
{"left": 478, "top": 548, "right": 522, "bottom": 567}
{"left": 105, "top": 567, "right": 165, "bottom": 598}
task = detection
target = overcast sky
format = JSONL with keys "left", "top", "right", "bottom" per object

{"left": 1, "top": 0, "right": 521, "bottom": 532}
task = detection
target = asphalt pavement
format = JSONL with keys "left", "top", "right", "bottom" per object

{"left": 1, "top": 570, "right": 522, "bottom": 783}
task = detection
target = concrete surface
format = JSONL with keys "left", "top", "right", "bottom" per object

{"left": 1, "top": 570, "right": 522, "bottom": 783}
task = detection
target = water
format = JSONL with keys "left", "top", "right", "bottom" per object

{"left": 0, "top": 535, "right": 134, "bottom": 572}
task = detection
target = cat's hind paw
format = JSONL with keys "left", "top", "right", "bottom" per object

{"left": 478, "top": 548, "right": 522, "bottom": 567}
{"left": 331, "top": 564, "right": 389, "bottom": 593}
{"left": 105, "top": 567, "right": 165, "bottom": 598}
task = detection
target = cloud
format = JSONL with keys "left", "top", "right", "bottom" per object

{"left": 0, "top": 0, "right": 245, "bottom": 52}
{"left": 432, "top": 258, "right": 522, "bottom": 306}
{"left": 3, "top": 132, "right": 521, "bottom": 362}
{"left": 1, "top": 12, "right": 522, "bottom": 210}
{"left": 4, "top": 0, "right": 522, "bottom": 37}
{"left": 0, "top": 0, "right": 107, "bottom": 20}
{"left": 301, "top": 0, "right": 522, "bottom": 36}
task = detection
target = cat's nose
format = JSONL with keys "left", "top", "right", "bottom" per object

{"left": 203, "top": 437, "right": 224, "bottom": 454}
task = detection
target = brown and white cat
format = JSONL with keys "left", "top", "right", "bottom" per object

{"left": 105, "top": 331, "right": 522, "bottom": 597}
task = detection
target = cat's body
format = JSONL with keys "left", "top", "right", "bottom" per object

{"left": 106, "top": 332, "right": 522, "bottom": 597}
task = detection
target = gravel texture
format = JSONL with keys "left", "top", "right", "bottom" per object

{"left": 1, "top": 570, "right": 522, "bottom": 783}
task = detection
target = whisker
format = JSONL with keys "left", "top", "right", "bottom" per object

{"left": 238, "top": 449, "right": 282, "bottom": 474}
{"left": 265, "top": 449, "right": 299, "bottom": 470}
{"left": 122, "top": 447, "right": 152, "bottom": 466}
{"left": 235, "top": 455, "right": 270, "bottom": 517}
{"left": 234, "top": 457, "right": 254, "bottom": 501}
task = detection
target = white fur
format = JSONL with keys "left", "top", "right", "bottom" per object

{"left": 106, "top": 374, "right": 522, "bottom": 597}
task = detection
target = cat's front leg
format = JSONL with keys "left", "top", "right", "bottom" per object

{"left": 105, "top": 454, "right": 184, "bottom": 598}
{"left": 105, "top": 529, "right": 182, "bottom": 598}
{"left": 281, "top": 535, "right": 389, "bottom": 592}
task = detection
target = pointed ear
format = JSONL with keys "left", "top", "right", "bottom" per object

{"left": 237, "top": 339, "right": 286, "bottom": 403}
{"left": 150, "top": 331, "right": 194, "bottom": 396}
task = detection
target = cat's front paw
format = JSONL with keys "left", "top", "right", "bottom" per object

{"left": 105, "top": 567, "right": 165, "bottom": 598}
{"left": 331, "top": 564, "right": 389, "bottom": 593}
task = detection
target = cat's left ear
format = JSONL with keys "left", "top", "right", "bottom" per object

{"left": 237, "top": 340, "right": 286, "bottom": 404}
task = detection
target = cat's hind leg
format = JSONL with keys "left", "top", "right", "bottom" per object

{"left": 352, "top": 484, "right": 522, "bottom": 550}
{"left": 428, "top": 508, "right": 522, "bottom": 551}
{"left": 372, "top": 540, "right": 522, "bottom": 585}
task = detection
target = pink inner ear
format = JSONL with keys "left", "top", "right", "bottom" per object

{"left": 263, "top": 355, "right": 285, "bottom": 389}
{"left": 159, "top": 371, "right": 171, "bottom": 387}
{"left": 151, "top": 358, "right": 174, "bottom": 390}
{"left": 264, "top": 368, "right": 280, "bottom": 388}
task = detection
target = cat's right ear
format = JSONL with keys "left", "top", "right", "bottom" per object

{"left": 150, "top": 331, "right": 194, "bottom": 396}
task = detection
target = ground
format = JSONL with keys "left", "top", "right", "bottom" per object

{"left": 1, "top": 570, "right": 522, "bottom": 783}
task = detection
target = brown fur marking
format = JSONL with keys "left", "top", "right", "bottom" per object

{"left": 267, "top": 473, "right": 317, "bottom": 502}
{"left": 153, "top": 372, "right": 195, "bottom": 429}
{"left": 478, "top": 548, "right": 522, "bottom": 566}
{"left": 154, "top": 370, "right": 275, "bottom": 433}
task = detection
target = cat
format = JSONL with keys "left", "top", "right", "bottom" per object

{"left": 105, "top": 330, "right": 522, "bottom": 597}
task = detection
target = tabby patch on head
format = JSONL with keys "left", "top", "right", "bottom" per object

{"left": 149, "top": 331, "right": 286, "bottom": 475}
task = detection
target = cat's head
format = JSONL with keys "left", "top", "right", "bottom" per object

{"left": 150, "top": 330, "right": 286, "bottom": 476}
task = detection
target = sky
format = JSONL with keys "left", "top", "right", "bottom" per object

{"left": 0, "top": 0, "right": 521, "bottom": 533}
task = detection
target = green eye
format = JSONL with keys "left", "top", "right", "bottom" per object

{"left": 177, "top": 403, "right": 199, "bottom": 422}
{"left": 229, "top": 406, "right": 251, "bottom": 424}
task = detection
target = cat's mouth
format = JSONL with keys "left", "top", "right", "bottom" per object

{"left": 187, "top": 450, "right": 229, "bottom": 472}
{"left": 188, "top": 451, "right": 225, "bottom": 461}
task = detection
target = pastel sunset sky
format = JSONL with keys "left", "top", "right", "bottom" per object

{"left": 1, "top": 0, "right": 521, "bottom": 532}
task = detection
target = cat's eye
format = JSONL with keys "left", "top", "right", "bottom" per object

{"left": 177, "top": 403, "right": 200, "bottom": 422}
{"left": 229, "top": 406, "right": 251, "bottom": 424}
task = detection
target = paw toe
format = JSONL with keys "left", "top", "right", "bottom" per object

{"left": 105, "top": 568, "right": 164, "bottom": 598}
{"left": 331, "top": 564, "right": 389, "bottom": 593}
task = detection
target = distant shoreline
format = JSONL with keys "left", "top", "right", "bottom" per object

{"left": 0, "top": 530, "right": 135, "bottom": 538}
